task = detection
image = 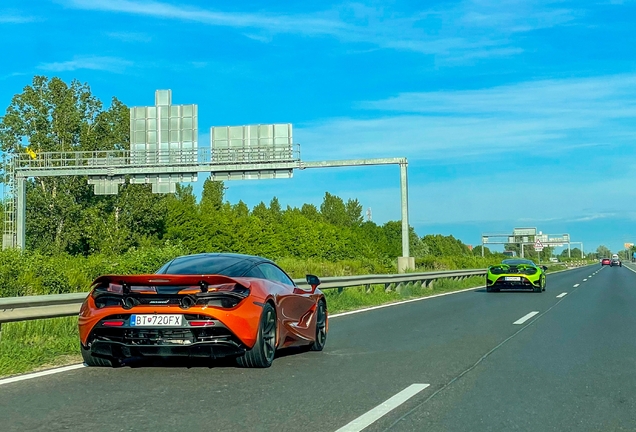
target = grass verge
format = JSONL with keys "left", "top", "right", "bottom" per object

{"left": 325, "top": 275, "right": 484, "bottom": 314}
{"left": 0, "top": 275, "right": 485, "bottom": 378}
{"left": 0, "top": 317, "right": 80, "bottom": 377}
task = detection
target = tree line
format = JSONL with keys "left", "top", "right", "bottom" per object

{"left": 0, "top": 76, "right": 496, "bottom": 271}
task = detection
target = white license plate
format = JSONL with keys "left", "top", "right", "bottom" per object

{"left": 505, "top": 277, "right": 521, "bottom": 281}
{"left": 130, "top": 315, "right": 183, "bottom": 327}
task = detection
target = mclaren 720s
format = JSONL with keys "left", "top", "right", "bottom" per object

{"left": 78, "top": 253, "right": 328, "bottom": 368}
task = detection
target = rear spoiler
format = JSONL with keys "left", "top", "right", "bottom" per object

{"left": 91, "top": 274, "right": 251, "bottom": 289}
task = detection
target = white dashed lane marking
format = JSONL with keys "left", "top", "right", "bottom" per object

{"left": 513, "top": 311, "right": 540, "bottom": 325}
{"left": 335, "top": 384, "right": 430, "bottom": 432}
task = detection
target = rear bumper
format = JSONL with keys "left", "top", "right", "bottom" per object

{"left": 83, "top": 316, "right": 247, "bottom": 360}
{"left": 487, "top": 276, "right": 541, "bottom": 289}
{"left": 89, "top": 339, "right": 245, "bottom": 360}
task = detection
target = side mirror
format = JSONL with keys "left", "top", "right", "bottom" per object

{"left": 306, "top": 274, "right": 321, "bottom": 292}
{"left": 541, "top": 266, "right": 548, "bottom": 271}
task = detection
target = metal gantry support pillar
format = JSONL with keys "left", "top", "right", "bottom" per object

{"left": 398, "top": 161, "right": 414, "bottom": 272}
{"left": 16, "top": 177, "right": 26, "bottom": 249}
{"left": 301, "top": 158, "right": 413, "bottom": 273}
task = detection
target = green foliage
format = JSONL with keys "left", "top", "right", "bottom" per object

{"left": 596, "top": 245, "right": 611, "bottom": 258}
{"left": 560, "top": 247, "right": 582, "bottom": 259}
{"left": 0, "top": 76, "right": 499, "bottom": 296}
{"left": 0, "top": 317, "right": 80, "bottom": 377}
{"left": 0, "top": 76, "right": 159, "bottom": 255}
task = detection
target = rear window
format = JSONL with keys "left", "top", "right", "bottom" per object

{"left": 501, "top": 259, "right": 535, "bottom": 266}
{"left": 157, "top": 255, "right": 256, "bottom": 277}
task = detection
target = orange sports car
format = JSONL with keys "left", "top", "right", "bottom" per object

{"left": 78, "top": 253, "right": 327, "bottom": 368}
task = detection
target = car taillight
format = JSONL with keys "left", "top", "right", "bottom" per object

{"left": 102, "top": 320, "right": 125, "bottom": 327}
{"left": 129, "top": 285, "right": 157, "bottom": 294}
{"left": 107, "top": 283, "right": 123, "bottom": 294}
{"left": 190, "top": 320, "right": 216, "bottom": 327}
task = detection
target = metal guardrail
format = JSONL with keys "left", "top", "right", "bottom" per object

{"left": 0, "top": 269, "right": 487, "bottom": 325}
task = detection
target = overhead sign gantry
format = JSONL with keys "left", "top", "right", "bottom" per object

{"left": 481, "top": 228, "right": 580, "bottom": 258}
{"left": 2, "top": 90, "right": 415, "bottom": 272}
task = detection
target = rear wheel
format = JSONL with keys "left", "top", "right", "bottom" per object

{"left": 236, "top": 303, "right": 277, "bottom": 368}
{"left": 310, "top": 300, "right": 327, "bottom": 351}
{"left": 80, "top": 344, "right": 114, "bottom": 367}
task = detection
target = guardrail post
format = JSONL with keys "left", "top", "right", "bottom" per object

{"left": 337, "top": 287, "right": 343, "bottom": 293}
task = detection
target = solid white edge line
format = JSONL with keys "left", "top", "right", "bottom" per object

{"left": 0, "top": 364, "right": 86, "bottom": 386}
{"left": 573, "top": 284, "right": 580, "bottom": 287}
{"left": 556, "top": 292, "right": 568, "bottom": 298}
{"left": 513, "top": 311, "right": 539, "bottom": 325}
{"left": 334, "top": 384, "right": 430, "bottom": 432}
{"left": 330, "top": 286, "right": 482, "bottom": 318}
{"left": 623, "top": 265, "right": 636, "bottom": 275}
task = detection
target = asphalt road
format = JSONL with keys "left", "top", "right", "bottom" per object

{"left": 2, "top": 264, "right": 636, "bottom": 432}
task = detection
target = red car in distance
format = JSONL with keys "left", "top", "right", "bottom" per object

{"left": 601, "top": 258, "right": 611, "bottom": 266}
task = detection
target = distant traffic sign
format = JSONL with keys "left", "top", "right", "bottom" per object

{"left": 534, "top": 239, "right": 545, "bottom": 251}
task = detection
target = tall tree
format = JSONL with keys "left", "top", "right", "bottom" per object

{"left": 0, "top": 76, "right": 130, "bottom": 253}
{"left": 345, "top": 198, "right": 363, "bottom": 227}
{"left": 200, "top": 178, "right": 225, "bottom": 213}
{"left": 320, "top": 192, "right": 347, "bottom": 226}
{"left": 596, "top": 245, "right": 611, "bottom": 258}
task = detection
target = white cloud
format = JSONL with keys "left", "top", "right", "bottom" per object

{"left": 361, "top": 74, "right": 636, "bottom": 116}
{"left": 0, "top": 13, "right": 38, "bottom": 23}
{"left": 0, "top": 72, "right": 27, "bottom": 81}
{"left": 63, "top": 0, "right": 579, "bottom": 61}
{"left": 66, "top": 0, "right": 346, "bottom": 35}
{"left": 344, "top": 170, "right": 636, "bottom": 227}
{"left": 459, "top": 0, "right": 576, "bottom": 33}
{"left": 37, "top": 56, "right": 133, "bottom": 73}
{"left": 297, "top": 74, "right": 636, "bottom": 161}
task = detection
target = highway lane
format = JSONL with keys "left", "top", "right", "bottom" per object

{"left": 385, "top": 263, "right": 636, "bottom": 432}
{"left": 1, "top": 264, "right": 623, "bottom": 432}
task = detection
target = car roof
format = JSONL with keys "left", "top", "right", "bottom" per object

{"left": 171, "top": 253, "right": 272, "bottom": 264}
{"left": 157, "top": 253, "right": 276, "bottom": 277}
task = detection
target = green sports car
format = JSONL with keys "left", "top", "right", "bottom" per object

{"left": 486, "top": 259, "right": 547, "bottom": 293}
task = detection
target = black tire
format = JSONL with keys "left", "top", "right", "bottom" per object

{"left": 80, "top": 344, "right": 114, "bottom": 367}
{"left": 236, "top": 303, "right": 277, "bottom": 368}
{"left": 310, "top": 300, "right": 327, "bottom": 351}
{"left": 486, "top": 286, "right": 493, "bottom": 292}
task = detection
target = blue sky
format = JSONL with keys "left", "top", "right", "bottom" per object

{"left": 1, "top": 0, "right": 636, "bottom": 254}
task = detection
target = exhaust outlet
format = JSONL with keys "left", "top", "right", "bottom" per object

{"left": 180, "top": 295, "right": 196, "bottom": 310}
{"left": 122, "top": 297, "right": 139, "bottom": 310}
